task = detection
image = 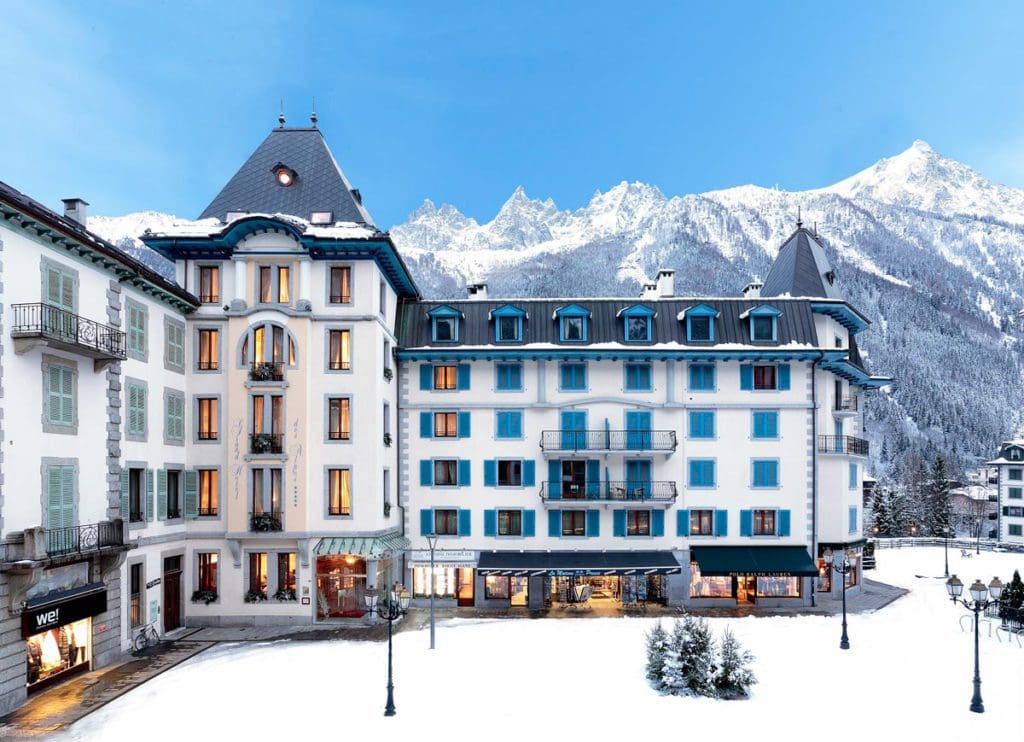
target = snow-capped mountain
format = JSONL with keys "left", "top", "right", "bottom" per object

{"left": 90, "top": 142, "right": 1024, "bottom": 476}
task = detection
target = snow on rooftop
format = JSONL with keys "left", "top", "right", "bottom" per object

{"left": 144, "top": 211, "right": 377, "bottom": 240}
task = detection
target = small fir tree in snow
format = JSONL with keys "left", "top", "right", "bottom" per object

{"left": 714, "top": 627, "right": 757, "bottom": 699}
{"left": 1002, "top": 570, "right": 1024, "bottom": 610}
{"left": 684, "top": 617, "right": 717, "bottom": 697}
{"left": 924, "top": 455, "right": 953, "bottom": 537}
{"left": 644, "top": 622, "right": 669, "bottom": 686}
{"left": 660, "top": 617, "right": 692, "bottom": 694}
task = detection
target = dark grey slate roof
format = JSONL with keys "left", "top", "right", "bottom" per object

{"left": 761, "top": 228, "right": 842, "bottom": 299}
{"left": 397, "top": 298, "right": 821, "bottom": 348}
{"left": 198, "top": 127, "right": 373, "bottom": 226}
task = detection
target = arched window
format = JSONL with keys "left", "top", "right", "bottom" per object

{"left": 240, "top": 322, "right": 298, "bottom": 368}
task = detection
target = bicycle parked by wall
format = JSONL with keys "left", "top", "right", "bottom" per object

{"left": 132, "top": 622, "right": 160, "bottom": 653}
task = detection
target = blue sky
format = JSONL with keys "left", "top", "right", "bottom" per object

{"left": 3, "top": 1, "right": 1024, "bottom": 228}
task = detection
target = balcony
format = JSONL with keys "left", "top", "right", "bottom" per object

{"left": 539, "top": 430, "right": 677, "bottom": 455}
{"left": 539, "top": 480, "right": 677, "bottom": 504}
{"left": 249, "top": 362, "right": 284, "bottom": 382}
{"left": 249, "top": 433, "right": 284, "bottom": 455}
{"left": 11, "top": 303, "right": 126, "bottom": 367}
{"left": 45, "top": 521, "right": 124, "bottom": 558}
{"left": 818, "top": 435, "right": 870, "bottom": 457}
{"left": 832, "top": 397, "right": 859, "bottom": 417}
{"left": 249, "top": 512, "right": 283, "bottom": 532}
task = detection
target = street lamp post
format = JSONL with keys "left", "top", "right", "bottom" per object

{"left": 832, "top": 551, "right": 853, "bottom": 650}
{"left": 944, "top": 527, "right": 951, "bottom": 578}
{"left": 365, "top": 584, "right": 412, "bottom": 717}
{"left": 945, "top": 575, "right": 1004, "bottom": 714}
{"left": 427, "top": 534, "right": 438, "bottom": 650}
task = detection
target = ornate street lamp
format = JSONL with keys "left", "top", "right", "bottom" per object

{"left": 832, "top": 551, "right": 853, "bottom": 650}
{"left": 427, "top": 534, "right": 439, "bottom": 650}
{"left": 365, "top": 584, "right": 412, "bottom": 717}
{"left": 945, "top": 575, "right": 1004, "bottom": 713}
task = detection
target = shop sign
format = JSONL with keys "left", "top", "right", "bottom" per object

{"left": 146, "top": 578, "right": 162, "bottom": 589}
{"left": 409, "top": 549, "right": 476, "bottom": 566}
{"left": 22, "top": 588, "right": 107, "bottom": 637}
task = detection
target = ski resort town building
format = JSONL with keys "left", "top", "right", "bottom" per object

{"left": 986, "top": 442, "right": 1024, "bottom": 546}
{"left": 0, "top": 118, "right": 890, "bottom": 712}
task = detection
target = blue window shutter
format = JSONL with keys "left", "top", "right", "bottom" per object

{"left": 849, "top": 463, "right": 858, "bottom": 490}
{"left": 778, "top": 364, "right": 791, "bottom": 390}
{"left": 523, "top": 509, "right": 536, "bottom": 537}
{"left": 849, "top": 506, "right": 857, "bottom": 534}
{"left": 652, "top": 510, "right": 665, "bottom": 537}
{"left": 714, "top": 509, "right": 728, "bottom": 537}
{"left": 586, "top": 460, "right": 600, "bottom": 497}
{"left": 769, "top": 461, "right": 778, "bottom": 486}
{"left": 740, "top": 364, "right": 753, "bottom": 390}
{"left": 458, "top": 460, "right": 471, "bottom": 486}
{"left": 420, "top": 364, "right": 432, "bottom": 390}
{"left": 613, "top": 510, "right": 626, "bottom": 537}
{"left": 510, "top": 411, "right": 523, "bottom": 438}
{"left": 559, "top": 364, "right": 569, "bottom": 389}
{"left": 420, "top": 509, "right": 434, "bottom": 536}
{"left": 457, "top": 364, "right": 471, "bottom": 390}
{"left": 753, "top": 412, "right": 766, "bottom": 438}
{"left": 523, "top": 460, "right": 536, "bottom": 487}
{"left": 484, "top": 460, "right": 497, "bottom": 487}
{"left": 548, "top": 510, "right": 561, "bottom": 537}
{"left": 496, "top": 412, "right": 509, "bottom": 438}
{"left": 768, "top": 412, "right": 779, "bottom": 437}
{"left": 548, "top": 460, "right": 561, "bottom": 498}
{"left": 677, "top": 509, "right": 689, "bottom": 536}
{"left": 688, "top": 364, "right": 699, "bottom": 390}
{"left": 484, "top": 509, "right": 497, "bottom": 537}
{"left": 420, "top": 460, "right": 433, "bottom": 486}
{"left": 458, "top": 411, "right": 471, "bottom": 438}
{"left": 779, "top": 509, "right": 791, "bottom": 537}
{"left": 458, "top": 509, "right": 471, "bottom": 536}
{"left": 510, "top": 363, "right": 522, "bottom": 389}
{"left": 740, "top": 509, "right": 753, "bottom": 537}
{"left": 689, "top": 459, "right": 699, "bottom": 486}
{"left": 420, "top": 412, "right": 432, "bottom": 438}
{"left": 586, "top": 510, "right": 600, "bottom": 537}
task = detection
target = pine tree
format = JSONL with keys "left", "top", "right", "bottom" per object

{"left": 714, "top": 627, "right": 757, "bottom": 699}
{"left": 870, "top": 487, "right": 890, "bottom": 536}
{"left": 660, "top": 618, "right": 692, "bottom": 694}
{"left": 1002, "top": 570, "right": 1024, "bottom": 610}
{"left": 924, "top": 455, "right": 953, "bottom": 536}
{"left": 644, "top": 622, "right": 669, "bottom": 686}
{"left": 684, "top": 617, "right": 717, "bottom": 696}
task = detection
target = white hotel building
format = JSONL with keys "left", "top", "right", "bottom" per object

{"left": 986, "top": 441, "right": 1024, "bottom": 546}
{"left": 0, "top": 119, "right": 889, "bottom": 712}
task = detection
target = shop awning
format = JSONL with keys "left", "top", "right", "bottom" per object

{"left": 477, "top": 551, "right": 682, "bottom": 576}
{"left": 313, "top": 533, "right": 409, "bottom": 559}
{"left": 690, "top": 546, "right": 818, "bottom": 577}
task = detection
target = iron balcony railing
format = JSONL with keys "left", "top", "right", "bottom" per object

{"left": 834, "top": 397, "right": 859, "bottom": 412}
{"left": 250, "top": 433, "right": 284, "bottom": 454}
{"left": 249, "top": 362, "right": 285, "bottom": 382}
{"left": 539, "top": 480, "right": 677, "bottom": 502}
{"left": 818, "top": 435, "right": 870, "bottom": 456}
{"left": 249, "top": 512, "right": 283, "bottom": 532}
{"left": 45, "top": 521, "right": 124, "bottom": 558}
{"left": 11, "top": 303, "right": 126, "bottom": 359}
{"left": 540, "top": 430, "right": 677, "bottom": 453}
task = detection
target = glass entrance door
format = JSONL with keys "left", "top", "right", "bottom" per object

{"left": 736, "top": 576, "right": 756, "bottom": 604}
{"left": 456, "top": 568, "right": 475, "bottom": 606}
{"left": 625, "top": 460, "right": 652, "bottom": 499}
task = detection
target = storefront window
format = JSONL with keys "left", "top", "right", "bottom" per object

{"left": 198, "top": 553, "right": 218, "bottom": 593}
{"left": 485, "top": 576, "right": 510, "bottom": 600}
{"left": 412, "top": 566, "right": 457, "bottom": 597}
{"left": 689, "top": 563, "right": 732, "bottom": 598}
{"left": 278, "top": 553, "right": 297, "bottom": 593}
{"left": 129, "top": 563, "right": 142, "bottom": 628}
{"left": 845, "top": 556, "right": 859, "bottom": 588}
{"left": 26, "top": 618, "right": 91, "bottom": 687}
{"left": 316, "top": 555, "right": 368, "bottom": 619}
{"left": 756, "top": 576, "right": 801, "bottom": 598}
{"left": 248, "top": 553, "right": 268, "bottom": 596}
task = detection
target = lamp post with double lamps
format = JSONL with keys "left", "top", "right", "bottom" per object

{"left": 945, "top": 575, "right": 1004, "bottom": 713}
{"left": 832, "top": 551, "right": 853, "bottom": 650}
{"left": 365, "top": 584, "right": 412, "bottom": 717}
{"left": 943, "top": 526, "right": 951, "bottom": 578}
{"left": 427, "top": 534, "right": 438, "bottom": 650}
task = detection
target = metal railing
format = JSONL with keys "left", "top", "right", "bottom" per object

{"left": 198, "top": 293, "right": 220, "bottom": 304}
{"left": 249, "top": 512, "right": 283, "bottom": 532}
{"left": 870, "top": 537, "right": 1024, "bottom": 554}
{"left": 540, "top": 430, "right": 677, "bottom": 453}
{"left": 329, "top": 293, "right": 352, "bottom": 304}
{"left": 249, "top": 362, "right": 285, "bottom": 381}
{"left": 250, "top": 433, "right": 284, "bottom": 454}
{"left": 45, "top": 521, "right": 124, "bottom": 558}
{"left": 834, "top": 397, "right": 859, "bottom": 412}
{"left": 818, "top": 435, "right": 870, "bottom": 456}
{"left": 11, "top": 303, "right": 126, "bottom": 359}
{"left": 539, "top": 480, "right": 677, "bottom": 502}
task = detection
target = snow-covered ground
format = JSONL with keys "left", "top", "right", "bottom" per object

{"left": 61, "top": 548, "right": 1024, "bottom": 742}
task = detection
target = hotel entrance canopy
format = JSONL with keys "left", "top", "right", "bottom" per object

{"left": 477, "top": 551, "right": 682, "bottom": 576}
{"left": 313, "top": 533, "right": 409, "bottom": 559}
{"left": 690, "top": 546, "right": 818, "bottom": 577}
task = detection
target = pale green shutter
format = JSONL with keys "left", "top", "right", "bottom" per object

{"left": 184, "top": 470, "right": 199, "bottom": 519}
{"left": 120, "top": 468, "right": 130, "bottom": 520}
{"left": 128, "top": 384, "right": 146, "bottom": 436}
{"left": 60, "top": 367, "right": 74, "bottom": 425}
{"left": 146, "top": 468, "right": 155, "bottom": 522}
{"left": 47, "top": 366, "right": 63, "bottom": 424}
{"left": 45, "top": 267, "right": 74, "bottom": 311}
{"left": 61, "top": 467, "right": 75, "bottom": 526}
{"left": 157, "top": 468, "right": 168, "bottom": 521}
{"left": 47, "top": 467, "right": 64, "bottom": 530}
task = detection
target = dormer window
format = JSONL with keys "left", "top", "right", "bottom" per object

{"left": 310, "top": 211, "right": 333, "bottom": 225}
{"left": 617, "top": 305, "right": 657, "bottom": 343}
{"left": 554, "top": 304, "right": 591, "bottom": 343}
{"left": 490, "top": 304, "right": 526, "bottom": 343}
{"left": 680, "top": 304, "right": 719, "bottom": 343}
{"left": 1007, "top": 446, "right": 1024, "bottom": 462}
{"left": 428, "top": 305, "right": 463, "bottom": 343}
{"left": 272, "top": 162, "right": 297, "bottom": 187}
{"left": 741, "top": 305, "right": 782, "bottom": 343}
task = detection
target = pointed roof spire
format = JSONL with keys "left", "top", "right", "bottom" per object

{"left": 278, "top": 100, "right": 286, "bottom": 128}
{"left": 761, "top": 228, "right": 841, "bottom": 299}
{"left": 796, "top": 205, "right": 802, "bottom": 229}
{"left": 311, "top": 98, "right": 318, "bottom": 128}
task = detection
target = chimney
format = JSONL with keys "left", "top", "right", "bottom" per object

{"left": 639, "top": 282, "right": 658, "bottom": 299}
{"left": 62, "top": 198, "right": 89, "bottom": 226}
{"left": 655, "top": 268, "right": 675, "bottom": 298}
{"left": 466, "top": 282, "right": 488, "bottom": 300}
{"left": 742, "top": 279, "right": 763, "bottom": 299}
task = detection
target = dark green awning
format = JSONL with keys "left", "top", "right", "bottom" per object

{"left": 690, "top": 546, "right": 818, "bottom": 577}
